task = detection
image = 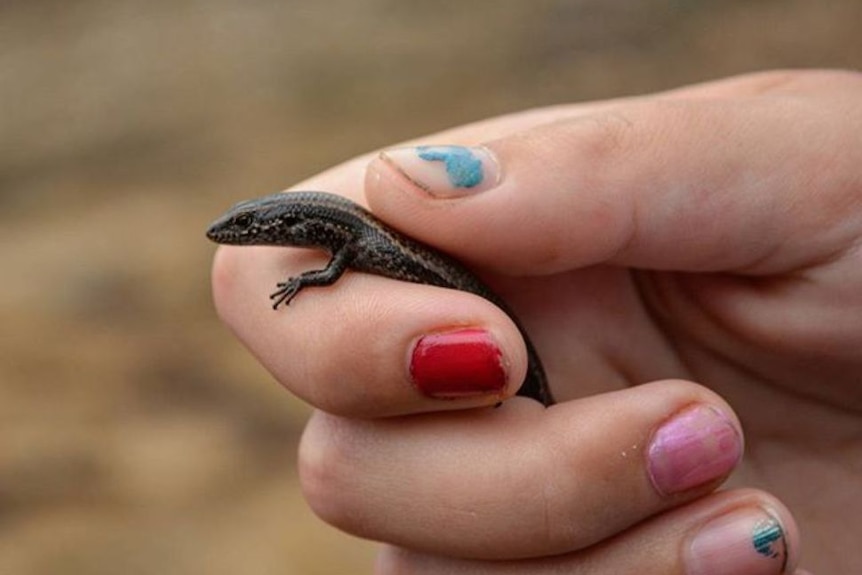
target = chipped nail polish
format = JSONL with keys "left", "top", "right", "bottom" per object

{"left": 410, "top": 328, "right": 507, "bottom": 399}
{"left": 647, "top": 405, "right": 742, "bottom": 495}
{"left": 686, "top": 508, "right": 790, "bottom": 575}
{"left": 379, "top": 145, "right": 500, "bottom": 198}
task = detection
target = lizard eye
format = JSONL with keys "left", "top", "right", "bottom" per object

{"left": 233, "top": 213, "right": 254, "bottom": 229}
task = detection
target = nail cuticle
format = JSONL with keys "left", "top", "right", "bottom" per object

{"left": 379, "top": 150, "right": 432, "bottom": 192}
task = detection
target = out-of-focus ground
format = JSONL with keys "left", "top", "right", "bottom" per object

{"left": 0, "top": 1, "right": 859, "bottom": 573}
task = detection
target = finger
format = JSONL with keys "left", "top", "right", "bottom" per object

{"left": 211, "top": 245, "right": 531, "bottom": 417}
{"left": 377, "top": 489, "right": 801, "bottom": 575}
{"left": 365, "top": 70, "right": 862, "bottom": 276}
{"left": 299, "top": 380, "right": 744, "bottom": 559}
{"left": 280, "top": 71, "right": 840, "bottom": 202}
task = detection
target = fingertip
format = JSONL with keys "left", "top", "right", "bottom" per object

{"left": 646, "top": 403, "right": 744, "bottom": 497}
{"left": 210, "top": 244, "right": 250, "bottom": 328}
{"left": 209, "top": 243, "right": 287, "bottom": 329}
{"left": 365, "top": 149, "right": 448, "bottom": 236}
{"left": 210, "top": 245, "right": 238, "bottom": 319}
{"left": 685, "top": 489, "right": 803, "bottom": 575}
{"left": 759, "top": 492, "right": 803, "bottom": 575}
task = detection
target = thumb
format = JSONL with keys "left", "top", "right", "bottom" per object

{"left": 365, "top": 73, "right": 860, "bottom": 277}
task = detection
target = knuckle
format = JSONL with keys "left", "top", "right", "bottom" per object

{"left": 565, "top": 110, "right": 636, "bottom": 165}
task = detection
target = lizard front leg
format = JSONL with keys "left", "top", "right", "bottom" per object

{"left": 269, "top": 245, "right": 356, "bottom": 309}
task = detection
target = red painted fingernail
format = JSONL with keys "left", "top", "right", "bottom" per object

{"left": 410, "top": 328, "right": 507, "bottom": 399}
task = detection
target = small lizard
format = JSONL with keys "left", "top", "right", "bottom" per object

{"left": 206, "top": 191, "right": 554, "bottom": 406}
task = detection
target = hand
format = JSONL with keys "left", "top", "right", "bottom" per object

{"left": 211, "top": 70, "right": 862, "bottom": 574}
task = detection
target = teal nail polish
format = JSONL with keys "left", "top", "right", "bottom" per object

{"left": 686, "top": 508, "right": 791, "bottom": 575}
{"left": 752, "top": 517, "right": 784, "bottom": 559}
{"left": 378, "top": 145, "right": 500, "bottom": 198}
{"left": 416, "top": 145, "right": 485, "bottom": 188}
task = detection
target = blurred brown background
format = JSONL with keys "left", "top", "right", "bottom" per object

{"left": 0, "top": 1, "right": 859, "bottom": 573}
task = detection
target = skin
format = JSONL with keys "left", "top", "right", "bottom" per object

{"left": 211, "top": 70, "right": 862, "bottom": 574}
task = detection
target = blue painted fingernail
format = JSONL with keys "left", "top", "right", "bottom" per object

{"left": 379, "top": 145, "right": 500, "bottom": 198}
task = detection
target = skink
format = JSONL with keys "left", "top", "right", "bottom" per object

{"left": 206, "top": 191, "right": 554, "bottom": 406}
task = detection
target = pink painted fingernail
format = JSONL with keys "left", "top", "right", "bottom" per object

{"left": 686, "top": 508, "right": 791, "bottom": 575}
{"left": 647, "top": 405, "right": 742, "bottom": 495}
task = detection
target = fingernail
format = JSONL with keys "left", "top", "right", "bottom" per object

{"left": 379, "top": 145, "right": 500, "bottom": 198}
{"left": 686, "top": 508, "right": 790, "bottom": 575}
{"left": 647, "top": 405, "right": 742, "bottom": 495}
{"left": 410, "top": 328, "right": 507, "bottom": 399}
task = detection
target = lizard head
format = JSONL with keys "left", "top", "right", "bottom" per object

{"left": 206, "top": 192, "right": 306, "bottom": 246}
